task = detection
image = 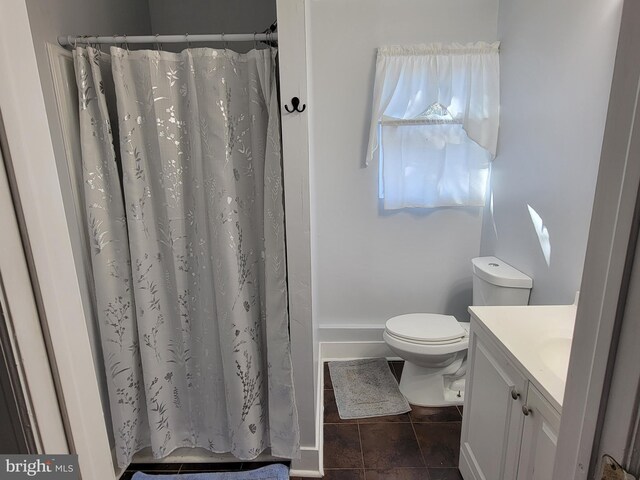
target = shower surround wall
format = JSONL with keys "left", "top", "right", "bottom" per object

{"left": 307, "top": 0, "right": 499, "bottom": 336}
{"left": 479, "top": 0, "right": 624, "bottom": 305}
{"left": 147, "top": 0, "right": 276, "bottom": 53}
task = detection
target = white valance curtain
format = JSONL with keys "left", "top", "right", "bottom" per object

{"left": 366, "top": 42, "right": 500, "bottom": 209}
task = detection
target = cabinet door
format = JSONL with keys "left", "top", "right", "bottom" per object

{"left": 517, "top": 384, "right": 561, "bottom": 480}
{"left": 460, "top": 330, "right": 528, "bottom": 480}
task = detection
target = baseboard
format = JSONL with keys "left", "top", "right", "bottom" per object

{"left": 318, "top": 324, "right": 398, "bottom": 360}
{"left": 318, "top": 324, "right": 385, "bottom": 343}
{"left": 321, "top": 341, "right": 397, "bottom": 360}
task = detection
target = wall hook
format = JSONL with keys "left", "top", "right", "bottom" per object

{"left": 284, "top": 97, "right": 306, "bottom": 113}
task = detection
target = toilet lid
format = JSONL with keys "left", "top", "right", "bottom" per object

{"left": 385, "top": 313, "right": 466, "bottom": 343}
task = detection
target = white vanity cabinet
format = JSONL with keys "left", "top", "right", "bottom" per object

{"left": 460, "top": 321, "right": 561, "bottom": 480}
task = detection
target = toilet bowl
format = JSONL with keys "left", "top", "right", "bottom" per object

{"left": 383, "top": 256, "right": 533, "bottom": 407}
{"left": 384, "top": 313, "right": 469, "bottom": 406}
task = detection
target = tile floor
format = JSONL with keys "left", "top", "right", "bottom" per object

{"left": 299, "top": 361, "right": 464, "bottom": 480}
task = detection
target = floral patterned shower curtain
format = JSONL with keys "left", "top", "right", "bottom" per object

{"left": 74, "top": 46, "right": 299, "bottom": 468}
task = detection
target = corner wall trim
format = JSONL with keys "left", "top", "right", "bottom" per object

{"left": 290, "top": 344, "right": 325, "bottom": 477}
{"left": 289, "top": 446, "right": 322, "bottom": 478}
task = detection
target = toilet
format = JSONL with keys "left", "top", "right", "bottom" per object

{"left": 383, "top": 256, "right": 533, "bottom": 406}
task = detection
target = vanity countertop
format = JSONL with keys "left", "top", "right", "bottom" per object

{"left": 468, "top": 304, "right": 577, "bottom": 412}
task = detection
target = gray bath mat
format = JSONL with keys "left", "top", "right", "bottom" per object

{"left": 328, "top": 358, "right": 411, "bottom": 419}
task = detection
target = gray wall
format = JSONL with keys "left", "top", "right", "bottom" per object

{"left": 25, "top": 0, "right": 152, "bottom": 447}
{"left": 147, "top": 0, "right": 276, "bottom": 52}
{"left": 479, "top": 0, "right": 623, "bottom": 305}
{"left": 307, "top": 0, "right": 499, "bottom": 329}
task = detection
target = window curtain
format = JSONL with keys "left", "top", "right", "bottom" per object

{"left": 366, "top": 42, "right": 500, "bottom": 209}
{"left": 74, "top": 45, "right": 299, "bottom": 468}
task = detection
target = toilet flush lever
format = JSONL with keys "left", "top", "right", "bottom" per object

{"left": 511, "top": 389, "right": 520, "bottom": 400}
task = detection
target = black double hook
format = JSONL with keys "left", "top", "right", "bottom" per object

{"left": 284, "top": 97, "right": 306, "bottom": 113}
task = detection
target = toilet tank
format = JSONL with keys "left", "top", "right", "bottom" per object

{"left": 472, "top": 256, "right": 533, "bottom": 306}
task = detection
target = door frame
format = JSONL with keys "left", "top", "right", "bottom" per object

{"left": 553, "top": 0, "right": 640, "bottom": 478}
{"left": 0, "top": 2, "right": 115, "bottom": 479}
{"left": 581, "top": 0, "right": 640, "bottom": 476}
{"left": 592, "top": 211, "right": 640, "bottom": 477}
{"left": 0, "top": 113, "right": 66, "bottom": 455}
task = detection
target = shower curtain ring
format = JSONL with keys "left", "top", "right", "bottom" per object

{"left": 155, "top": 33, "right": 162, "bottom": 51}
{"left": 186, "top": 33, "right": 191, "bottom": 48}
{"left": 123, "top": 34, "right": 130, "bottom": 52}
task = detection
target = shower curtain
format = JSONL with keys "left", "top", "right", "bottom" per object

{"left": 73, "top": 45, "right": 299, "bottom": 468}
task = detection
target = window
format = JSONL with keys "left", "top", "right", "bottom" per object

{"left": 366, "top": 43, "right": 500, "bottom": 210}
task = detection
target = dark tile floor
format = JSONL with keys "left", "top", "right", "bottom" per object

{"left": 306, "top": 361, "right": 463, "bottom": 480}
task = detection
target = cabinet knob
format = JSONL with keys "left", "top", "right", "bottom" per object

{"left": 522, "top": 405, "right": 532, "bottom": 416}
{"left": 511, "top": 390, "right": 520, "bottom": 400}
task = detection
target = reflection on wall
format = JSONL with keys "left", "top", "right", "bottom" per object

{"left": 527, "top": 205, "right": 551, "bottom": 267}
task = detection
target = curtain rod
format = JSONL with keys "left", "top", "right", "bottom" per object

{"left": 58, "top": 33, "right": 277, "bottom": 48}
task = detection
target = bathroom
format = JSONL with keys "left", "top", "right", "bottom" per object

{"left": 0, "top": 0, "right": 638, "bottom": 479}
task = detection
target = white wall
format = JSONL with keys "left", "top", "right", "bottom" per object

{"left": 307, "top": 0, "right": 499, "bottom": 331}
{"left": 147, "top": 0, "right": 276, "bottom": 52}
{"left": 25, "top": 0, "right": 152, "bottom": 448}
{"left": 479, "top": 0, "right": 623, "bottom": 305}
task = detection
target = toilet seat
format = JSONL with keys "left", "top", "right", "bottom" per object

{"left": 384, "top": 330, "right": 464, "bottom": 346}
{"left": 383, "top": 329, "right": 469, "bottom": 357}
{"left": 385, "top": 313, "right": 467, "bottom": 344}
